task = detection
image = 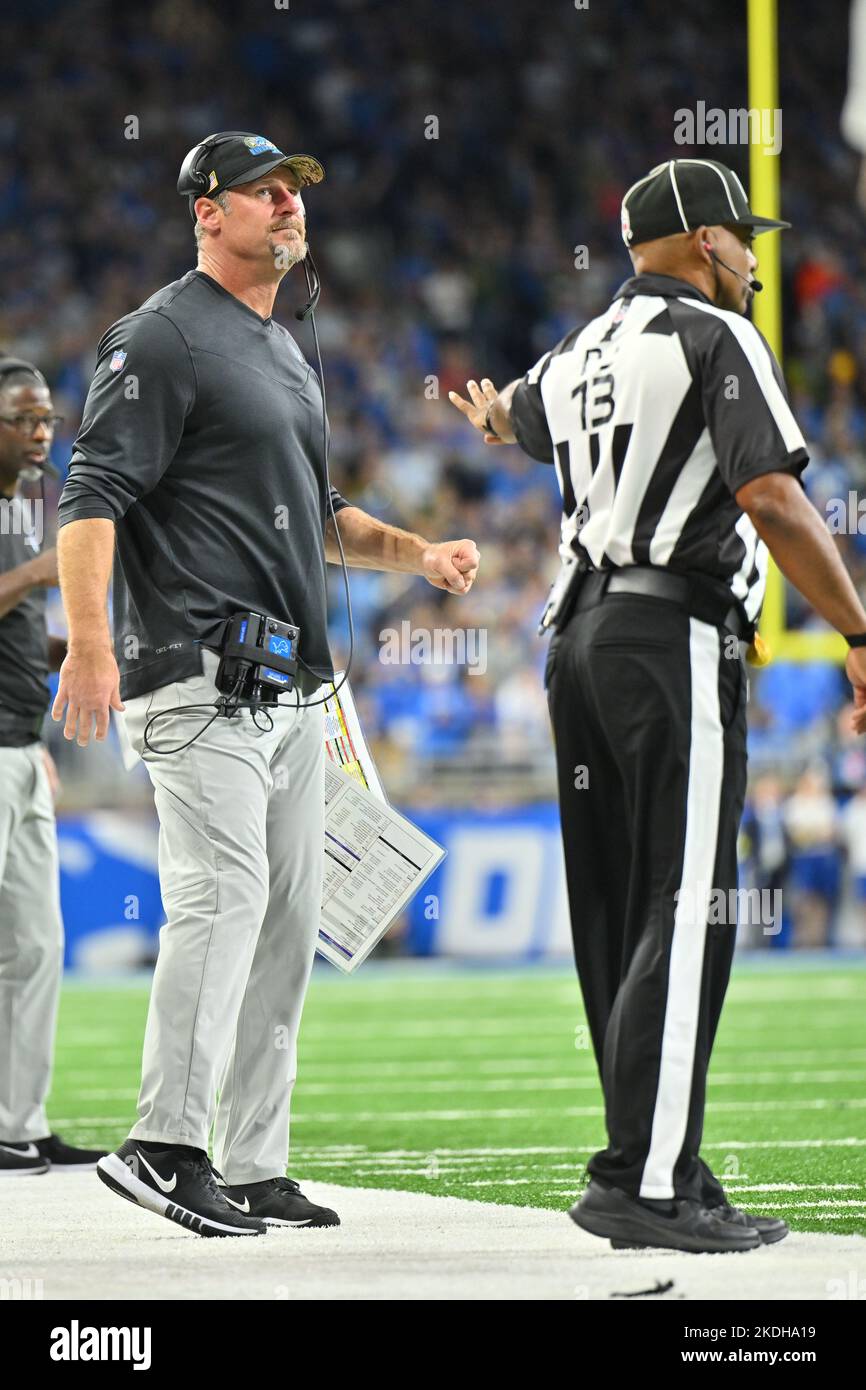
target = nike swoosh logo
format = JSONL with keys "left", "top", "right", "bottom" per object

{"left": 0, "top": 1142, "right": 39, "bottom": 1158}
{"left": 224, "top": 1195, "right": 250, "bottom": 1213}
{"left": 137, "top": 1151, "right": 177, "bottom": 1193}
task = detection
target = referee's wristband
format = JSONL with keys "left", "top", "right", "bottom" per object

{"left": 844, "top": 632, "right": 866, "bottom": 648}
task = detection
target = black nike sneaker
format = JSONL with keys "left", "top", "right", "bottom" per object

{"left": 0, "top": 1141, "right": 49, "bottom": 1177}
{"left": 219, "top": 1176, "right": 340, "bottom": 1227}
{"left": 36, "top": 1133, "right": 108, "bottom": 1172}
{"left": 570, "top": 1179, "right": 761, "bottom": 1253}
{"left": 695, "top": 1156, "right": 789, "bottom": 1244}
{"left": 610, "top": 1198, "right": 790, "bottom": 1248}
{"left": 97, "top": 1139, "right": 267, "bottom": 1237}
{"left": 707, "top": 1200, "right": 789, "bottom": 1244}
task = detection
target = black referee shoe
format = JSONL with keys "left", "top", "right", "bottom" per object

{"left": 97, "top": 1139, "right": 267, "bottom": 1238}
{"left": 219, "top": 1176, "right": 340, "bottom": 1227}
{"left": 569, "top": 1180, "right": 761, "bottom": 1253}
{"left": 610, "top": 1198, "right": 789, "bottom": 1248}
{"left": 708, "top": 1200, "right": 788, "bottom": 1244}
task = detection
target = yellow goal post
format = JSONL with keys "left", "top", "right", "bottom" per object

{"left": 748, "top": 0, "right": 847, "bottom": 663}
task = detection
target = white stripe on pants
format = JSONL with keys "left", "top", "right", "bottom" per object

{"left": 639, "top": 619, "right": 725, "bottom": 1200}
{"left": 121, "top": 650, "right": 325, "bottom": 1184}
{"left": 0, "top": 741, "right": 63, "bottom": 1142}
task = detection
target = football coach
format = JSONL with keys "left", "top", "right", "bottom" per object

{"left": 450, "top": 158, "right": 866, "bottom": 1254}
{"left": 53, "top": 131, "right": 480, "bottom": 1238}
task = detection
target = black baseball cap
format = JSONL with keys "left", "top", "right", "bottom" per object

{"left": 620, "top": 158, "right": 790, "bottom": 247}
{"left": 177, "top": 131, "right": 325, "bottom": 220}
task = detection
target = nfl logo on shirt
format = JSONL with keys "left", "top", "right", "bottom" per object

{"left": 109, "top": 349, "right": 127, "bottom": 373}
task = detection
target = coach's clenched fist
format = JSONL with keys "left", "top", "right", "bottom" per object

{"left": 420, "top": 538, "right": 480, "bottom": 594}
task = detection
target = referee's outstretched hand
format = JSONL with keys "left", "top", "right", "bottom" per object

{"left": 846, "top": 648, "right": 866, "bottom": 736}
{"left": 52, "top": 644, "right": 125, "bottom": 747}
{"left": 448, "top": 378, "right": 506, "bottom": 445}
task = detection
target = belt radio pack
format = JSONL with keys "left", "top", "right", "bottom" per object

{"left": 216, "top": 611, "right": 300, "bottom": 705}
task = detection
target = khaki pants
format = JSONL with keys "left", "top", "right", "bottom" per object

{"left": 0, "top": 741, "right": 63, "bottom": 1142}
{"left": 121, "top": 650, "right": 325, "bottom": 1184}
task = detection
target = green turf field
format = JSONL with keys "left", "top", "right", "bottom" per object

{"left": 51, "top": 961, "right": 866, "bottom": 1235}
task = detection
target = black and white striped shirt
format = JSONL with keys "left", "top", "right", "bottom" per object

{"left": 510, "top": 272, "right": 808, "bottom": 625}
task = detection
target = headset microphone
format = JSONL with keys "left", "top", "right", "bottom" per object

{"left": 295, "top": 250, "right": 321, "bottom": 321}
{"left": 702, "top": 242, "right": 763, "bottom": 293}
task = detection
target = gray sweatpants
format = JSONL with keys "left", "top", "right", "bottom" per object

{"left": 121, "top": 649, "right": 325, "bottom": 1185}
{"left": 0, "top": 741, "right": 64, "bottom": 1142}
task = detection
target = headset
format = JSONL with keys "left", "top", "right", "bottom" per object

{"left": 702, "top": 241, "right": 763, "bottom": 294}
{"left": 177, "top": 131, "right": 245, "bottom": 200}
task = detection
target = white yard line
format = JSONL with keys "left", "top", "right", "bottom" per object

{"left": 63, "top": 1070, "right": 866, "bottom": 1101}
{"left": 2, "top": 1173, "right": 863, "bottom": 1302}
{"left": 290, "top": 1139, "right": 866, "bottom": 1156}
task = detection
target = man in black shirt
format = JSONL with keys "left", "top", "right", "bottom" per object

{"left": 0, "top": 357, "right": 106, "bottom": 1176}
{"left": 54, "top": 133, "right": 480, "bottom": 1237}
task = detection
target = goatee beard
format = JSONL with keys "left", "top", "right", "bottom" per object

{"left": 271, "top": 237, "right": 307, "bottom": 270}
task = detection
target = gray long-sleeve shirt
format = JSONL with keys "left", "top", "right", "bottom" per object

{"left": 58, "top": 269, "right": 349, "bottom": 700}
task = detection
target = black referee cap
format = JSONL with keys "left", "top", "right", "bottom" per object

{"left": 178, "top": 131, "right": 324, "bottom": 220}
{"left": 620, "top": 159, "right": 790, "bottom": 247}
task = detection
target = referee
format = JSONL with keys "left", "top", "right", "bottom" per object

{"left": 450, "top": 158, "right": 866, "bottom": 1254}
{"left": 53, "top": 132, "right": 480, "bottom": 1238}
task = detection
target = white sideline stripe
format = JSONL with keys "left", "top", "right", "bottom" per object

{"left": 7, "top": 1174, "right": 865, "bottom": 1301}
{"left": 641, "top": 620, "right": 724, "bottom": 1201}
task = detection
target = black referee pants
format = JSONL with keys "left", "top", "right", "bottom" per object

{"left": 546, "top": 592, "right": 747, "bottom": 1204}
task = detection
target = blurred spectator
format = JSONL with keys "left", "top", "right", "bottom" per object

{"left": 783, "top": 766, "right": 842, "bottom": 948}
{"left": 841, "top": 786, "right": 866, "bottom": 942}
{"left": 740, "top": 774, "right": 790, "bottom": 946}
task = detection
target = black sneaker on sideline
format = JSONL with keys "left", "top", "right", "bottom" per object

{"left": 610, "top": 1198, "right": 790, "bottom": 1248}
{"left": 97, "top": 1139, "right": 267, "bottom": 1238}
{"left": 36, "top": 1133, "right": 107, "bottom": 1172}
{"left": 708, "top": 1201, "right": 789, "bottom": 1244}
{"left": 219, "top": 1176, "right": 340, "bottom": 1227}
{"left": 569, "top": 1179, "right": 761, "bottom": 1253}
{"left": 0, "top": 1141, "right": 49, "bottom": 1177}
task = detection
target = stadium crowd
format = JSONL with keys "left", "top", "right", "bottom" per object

{"left": 2, "top": 0, "right": 865, "bottom": 943}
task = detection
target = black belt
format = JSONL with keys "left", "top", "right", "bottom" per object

{"left": 573, "top": 567, "right": 753, "bottom": 641}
